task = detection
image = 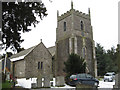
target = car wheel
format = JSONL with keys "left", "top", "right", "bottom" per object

{"left": 104, "top": 79, "right": 108, "bottom": 82}
{"left": 78, "top": 81, "right": 82, "bottom": 84}
{"left": 94, "top": 82, "right": 98, "bottom": 86}
{"left": 75, "top": 81, "right": 82, "bottom": 85}
{"left": 104, "top": 79, "right": 107, "bottom": 82}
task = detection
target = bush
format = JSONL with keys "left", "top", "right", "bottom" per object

{"left": 64, "top": 53, "right": 86, "bottom": 76}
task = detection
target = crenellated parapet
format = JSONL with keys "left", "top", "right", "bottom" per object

{"left": 57, "top": 10, "right": 71, "bottom": 22}
{"left": 74, "top": 9, "right": 90, "bottom": 19}
{"left": 57, "top": 9, "right": 90, "bottom": 21}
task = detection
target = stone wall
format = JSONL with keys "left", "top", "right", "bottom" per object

{"left": 56, "top": 15, "right": 72, "bottom": 41}
{"left": 25, "top": 42, "right": 52, "bottom": 78}
{"left": 73, "top": 13, "right": 91, "bottom": 34}
{"left": 56, "top": 38, "right": 69, "bottom": 76}
{"left": 56, "top": 7, "right": 96, "bottom": 77}
{"left": 14, "top": 59, "right": 25, "bottom": 78}
{"left": 85, "top": 38, "right": 94, "bottom": 76}
{"left": 77, "top": 36, "right": 83, "bottom": 57}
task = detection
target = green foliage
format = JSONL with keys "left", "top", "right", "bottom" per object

{"left": 2, "top": 1, "right": 47, "bottom": 52}
{"left": 106, "top": 47, "right": 118, "bottom": 72}
{"left": 2, "top": 52, "right": 13, "bottom": 58}
{"left": 2, "top": 81, "right": 12, "bottom": 88}
{"left": 64, "top": 53, "right": 86, "bottom": 76}
{"left": 116, "top": 44, "right": 120, "bottom": 72}
{"left": 96, "top": 43, "right": 118, "bottom": 76}
{"left": 95, "top": 43, "right": 106, "bottom": 76}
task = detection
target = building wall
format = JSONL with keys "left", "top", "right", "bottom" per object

{"left": 25, "top": 43, "right": 52, "bottom": 78}
{"left": 85, "top": 38, "right": 94, "bottom": 76}
{"left": 56, "top": 15, "right": 72, "bottom": 41}
{"left": 73, "top": 14, "right": 91, "bottom": 33}
{"left": 14, "top": 59, "right": 25, "bottom": 78}
{"left": 56, "top": 9, "right": 96, "bottom": 76}
{"left": 56, "top": 38, "right": 69, "bottom": 76}
{"left": 76, "top": 36, "right": 83, "bottom": 56}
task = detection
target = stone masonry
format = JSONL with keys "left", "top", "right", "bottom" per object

{"left": 10, "top": 42, "right": 53, "bottom": 87}
{"left": 55, "top": 2, "right": 97, "bottom": 80}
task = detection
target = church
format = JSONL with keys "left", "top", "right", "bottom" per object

{"left": 10, "top": 2, "right": 97, "bottom": 87}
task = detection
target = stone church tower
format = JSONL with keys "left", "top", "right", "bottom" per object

{"left": 55, "top": 2, "right": 97, "bottom": 78}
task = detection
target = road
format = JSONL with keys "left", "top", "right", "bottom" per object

{"left": 98, "top": 80, "right": 115, "bottom": 90}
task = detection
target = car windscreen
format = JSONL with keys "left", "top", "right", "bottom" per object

{"left": 105, "top": 74, "right": 112, "bottom": 76}
{"left": 77, "top": 74, "right": 86, "bottom": 78}
{"left": 70, "top": 75, "right": 76, "bottom": 79}
{"left": 86, "top": 74, "right": 93, "bottom": 78}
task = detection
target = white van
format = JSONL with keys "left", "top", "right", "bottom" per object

{"left": 104, "top": 72, "right": 115, "bottom": 82}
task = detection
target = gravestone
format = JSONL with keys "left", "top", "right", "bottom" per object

{"left": 113, "top": 74, "right": 118, "bottom": 88}
{"left": 56, "top": 76, "right": 65, "bottom": 86}
{"left": 31, "top": 83, "right": 37, "bottom": 88}
{"left": 37, "top": 77, "right": 42, "bottom": 88}
{"left": 44, "top": 76, "right": 50, "bottom": 87}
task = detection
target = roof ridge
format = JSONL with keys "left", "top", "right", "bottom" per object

{"left": 10, "top": 44, "right": 56, "bottom": 61}
{"left": 10, "top": 45, "right": 36, "bottom": 59}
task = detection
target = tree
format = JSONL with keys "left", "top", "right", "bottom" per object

{"left": 2, "top": 52, "right": 13, "bottom": 58}
{"left": 64, "top": 53, "right": 86, "bottom": 76}
{"left": 2, "top": 1, "right": 47, "bottom": 52}
{"left": 115, "top": 44, "right": 120, "bottom": 72}
{"left": 104, "top": 53, "right": 114, "bottom": 72}
{"left": 95, "top": 43, "right": 106, "bottom": 76}
{"left": 106, "top": 47, "right": 118, "bottom": 73}
{"left": 96, "top": 43, "right": 118, "bottom": 76}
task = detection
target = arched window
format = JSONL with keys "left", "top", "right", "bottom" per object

{"left": 64, "top": 22, "right": 66, "bottom": 31}
{"left": 38, "top": 62, "right": 43, "bottom": 69}
{"left": 81, "top": 21, "right": 84, "bottom": 30}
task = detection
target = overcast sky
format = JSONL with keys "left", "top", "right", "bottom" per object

{"left": 20, "top": 0, "right": 118, "bottom": 51}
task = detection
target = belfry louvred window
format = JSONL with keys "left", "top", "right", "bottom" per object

{"left": 64, "top": 22, "right": 66, "bottom": 31}
{"left": 81, "top": 21, "right": 84, "bottom": 30}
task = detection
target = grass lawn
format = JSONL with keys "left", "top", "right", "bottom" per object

{"left": 2, "top": 81, "right": 12, "bottom": 88}
{"left": 2, "top": 81, "right": 28, "bottom": 90}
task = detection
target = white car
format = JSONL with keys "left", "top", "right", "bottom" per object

{"left": 104, "top": 72, "right": 115, "bottom": 82}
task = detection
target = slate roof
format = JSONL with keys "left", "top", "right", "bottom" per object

{"left": 10, "top": 43, "right": 56, "bottom": 62}
{"left": 48, "top": 46, "right": 56, "bottom": 56}
{"left": 9, "top": 46, "right": 35, "bottom": 60}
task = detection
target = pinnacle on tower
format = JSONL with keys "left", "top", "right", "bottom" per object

{"left": 71, "top": 0, "right": 73, "bottom": 9}
{"left": 57, "top": 10, "right": 59, "bottom": 17}
{"left": 88, "top": 8, "right": 91, "bottom": 17}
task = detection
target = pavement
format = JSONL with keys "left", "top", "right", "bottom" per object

{"left": 98, "top": 80, "right": 115, "bottom": 90}
{"left": 30, "top": 81, "right": 115, "bottom": 90}
{"left": 16, "top": 79, "right": 115, "bottom": 90}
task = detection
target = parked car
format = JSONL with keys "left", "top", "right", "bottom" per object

{"left": 104, "top": 72, "right": 115, "bottom": 82}
{"left": 68, "top": 73, "right": 99, "bottom": 87}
